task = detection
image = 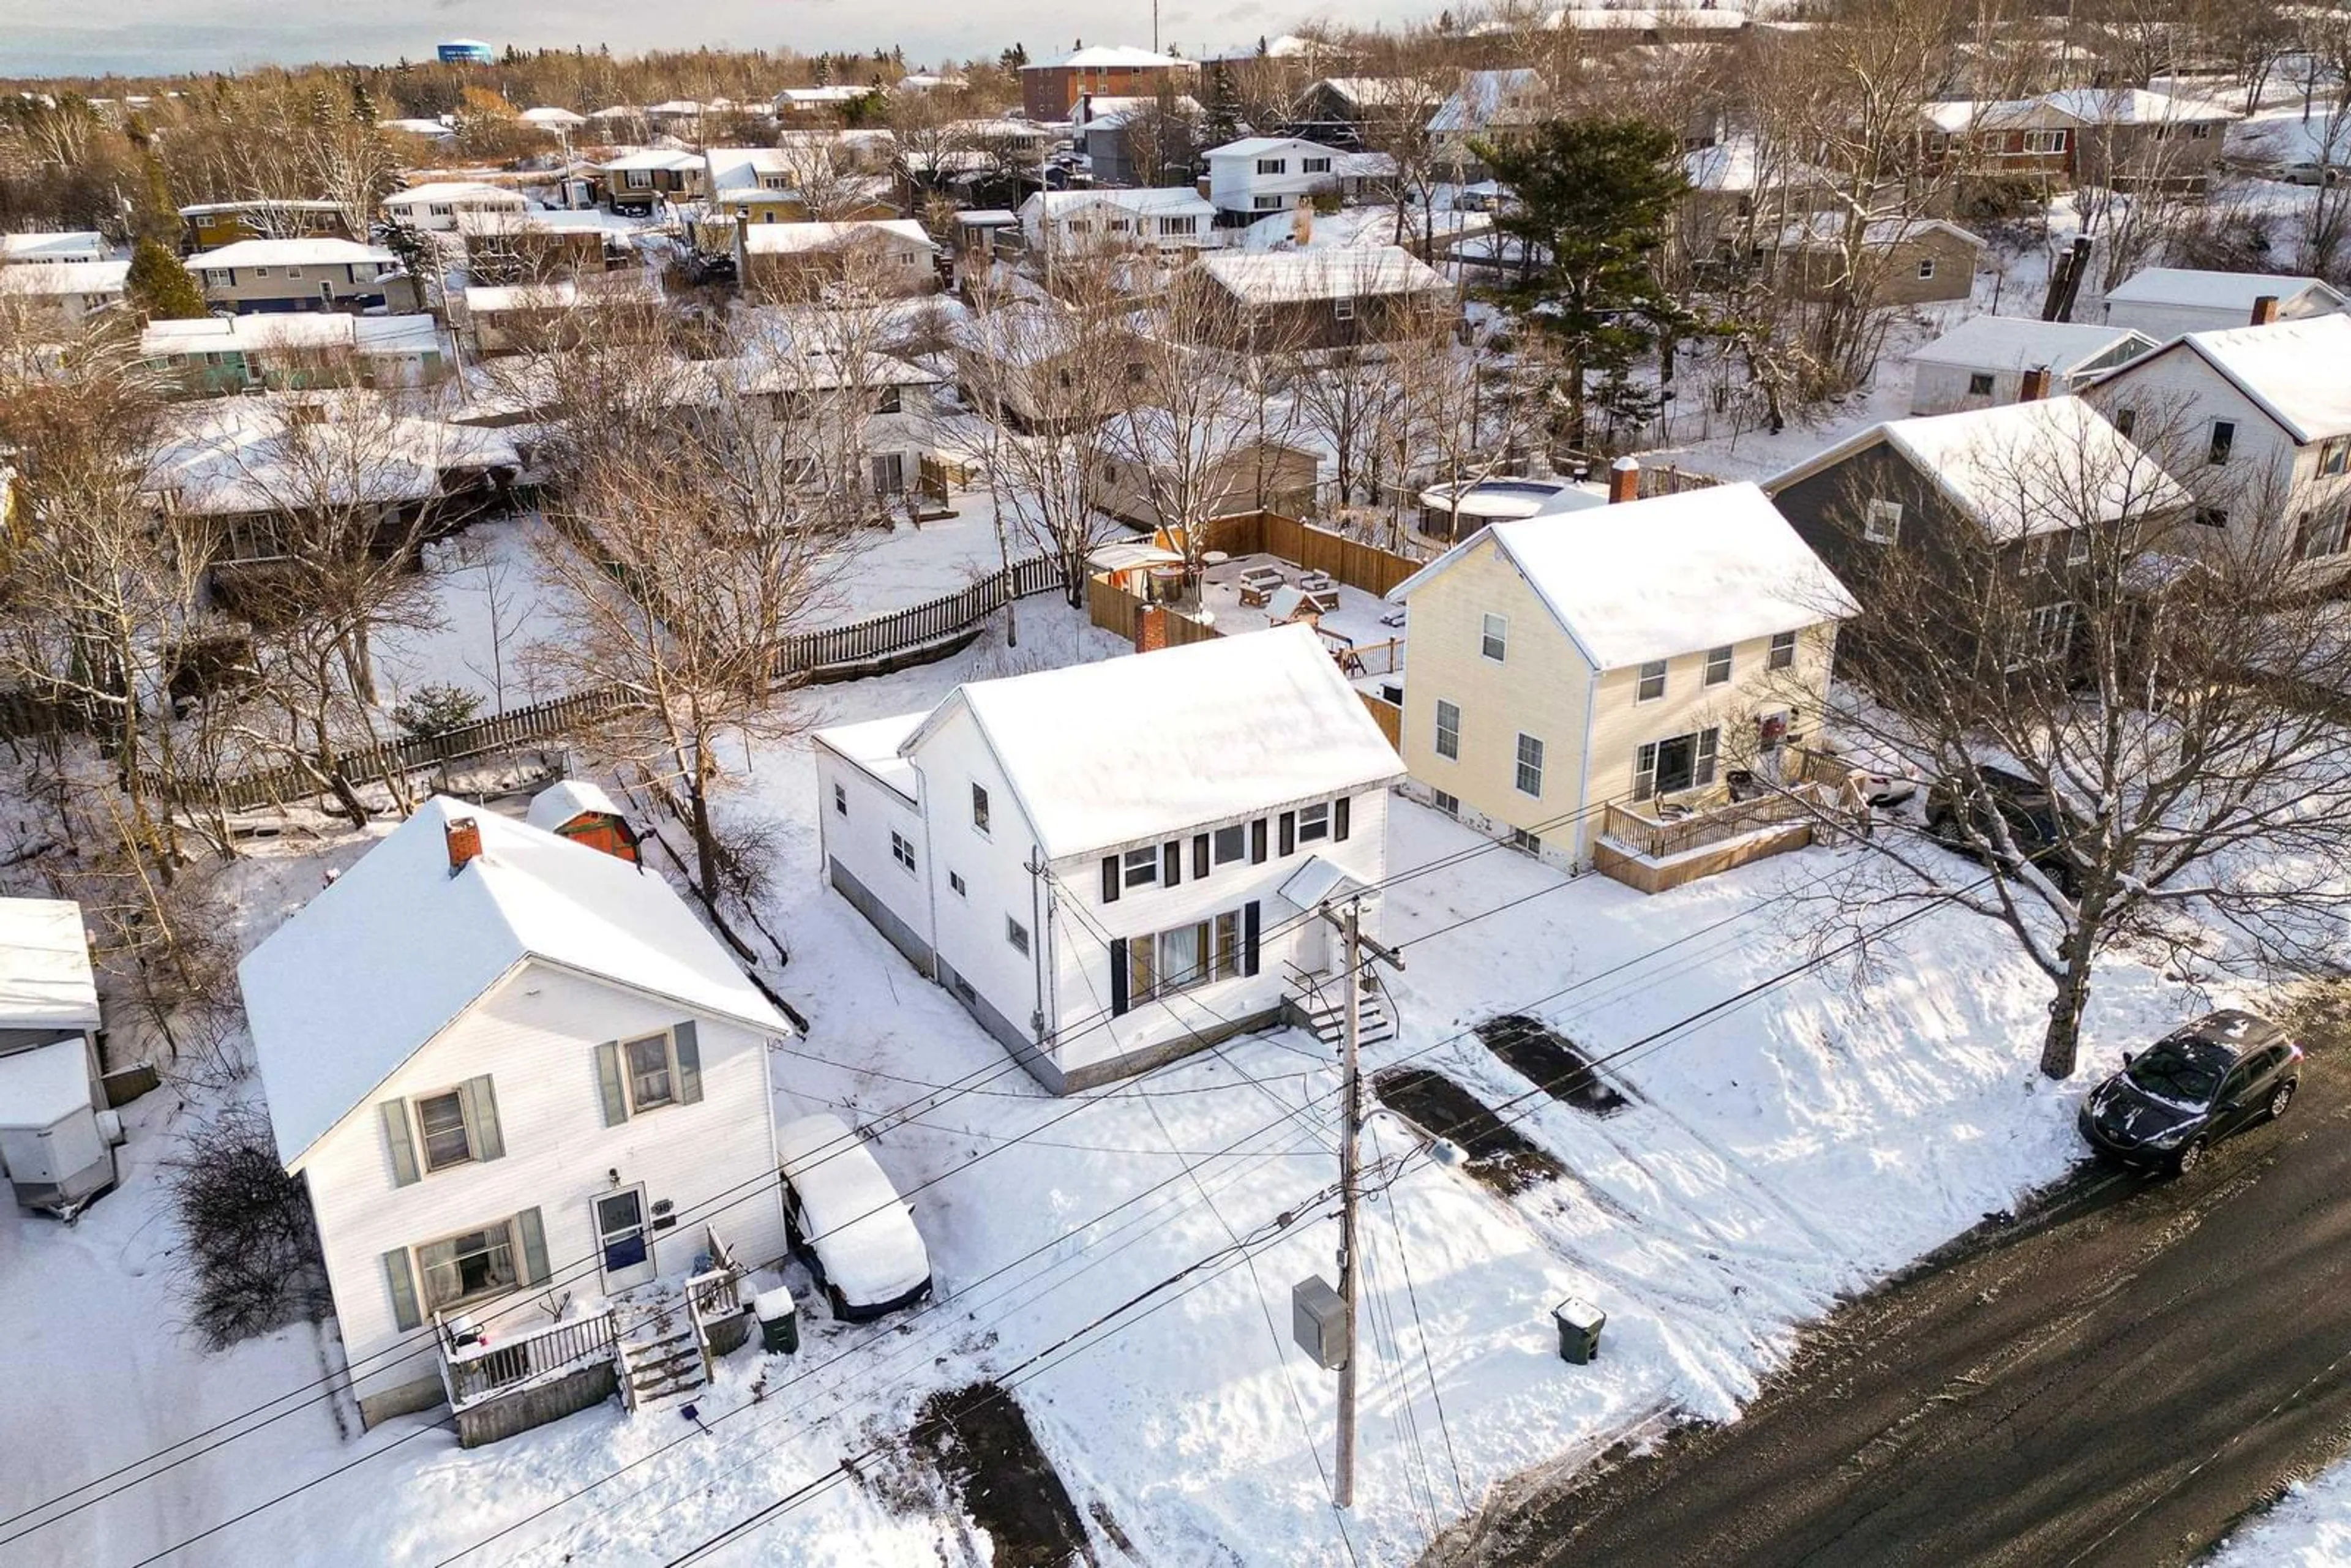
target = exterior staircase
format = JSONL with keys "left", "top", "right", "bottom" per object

{"left": 1288, "top": 964, "right": 1395, "bottom": 1052}
{"left": 616, "top": 1302, "right": 709, "bottom": 1409}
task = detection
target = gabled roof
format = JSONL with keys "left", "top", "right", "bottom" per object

{"left": 1908, "top": 315, "right": 2157, "bottom": 375}
{"left": 384, "top": 181, "right": 525, "bottom": 207}
{"left": 0, "top": 259, "right": 127, "bottom": 295}
{"left": 740, "top": 219, "right": 933, "bottom": 255}
{"left": 1033, "top": 43, "right": 1192, "bottom": 70}
{"left": 2110, "top": 315, "right": 2351, "bottom": 445}
{"left": 0, "top": 230, "right": 108, "bottom": 263}
{"left": 1764, "top": 396, "right": 2189, "bottom": 539}
{"left": 1198, "top": 246, "right": 1450, "bottom": 304}
{"left": 1204, "top": 135, "right": 1341, "bottom": 161}
{"left": 0, "top": 898, "right": 99, "bottom": 1033}
{"left": 1024, "top": 186, "right": 1216, "bottom": 220}
{"left": 2102, "top": 266, "right": 2344, "bottom": 312}
{"left": 1428, "top": 69, "right": 1545, "bottom": 134}
{"left": 600, "top": 148, "right": 705, "bottom": 173}
{"left": 239, "top": 795, "right": 788, "bottom": 1169}
{"left": 191, "top": 237, "right": 393, "bottom": 268}
{"left": 1389, "top": 482, "right": 1856, "bottom": 670}
{"left": 888, "top": 623, "right": 1403, "bottom": 860}
{"left": 524, "top": 779, "right": 628, "bottom": 832}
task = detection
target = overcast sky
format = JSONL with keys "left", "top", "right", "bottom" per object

{"left": 0, "top": 0, "right": 1384, "bottom": 80}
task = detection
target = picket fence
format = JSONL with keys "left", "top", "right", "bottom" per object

{"left": 166, "top": 553, "right": 1067, "bottom": 814}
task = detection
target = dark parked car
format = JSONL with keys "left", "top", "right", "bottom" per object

{"left": 1925, "top": 765, "right": 2077, "bottom": 893}
{"left": 2078, "top": 1010, "right": 2302, "bottom": 1174}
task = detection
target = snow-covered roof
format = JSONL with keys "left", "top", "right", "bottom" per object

{"left": 241, "top": 795, "right": 789, "bottom": 1169}
{"left": 740, "top": 219, "right": 934, "bottom": 255}
{"left": 1768, "top": 396, "right": 2190, "bottom": 540}
{"left": 1025, "top": 187, "right": 1216, "bottom": 220}
{"left": 1908, "top": 315, "right": 2158, "bottom": 375}
{"left": 1428, "top": 69, "right": 1546, "bottom": 134}
{"left": 1076, "top": 95, "right": 1205, "bottom": 127}
{"left": 0, "top": 258, "right": 127, "bottom": 296}
{"left": 2159, "top": 315, "right": 2351, "bottom": 444}
{"left": 1779, "top": 214, "right": 1985, "bottom": 252}
{"left": 587, "top": 105, "right": 645, "bottom": 120}
{"left": 1548, "top": 4, "right": 1752, "bottom": 26}
{"left": 958, "top": 209, "right": 1021, "bottom": 227}
{"left": 1308, "top": 77, "right": 1434, "bottom": 110}
{"left": 1390, "top": 482, "right": 1858, "bottom": 669}
{"left": 813, "top": 713, "right": 923, "bottom": 800}
{"left": 190, "top": 238, "right": 394, "bottom": 269}
{"left": 178, "top": 199, "right": 343, "bottom": 217}
{"left": 383, "top": 181, "right": 524, "bottom": 208}
{"left": 0, "top": 898, "right": 99, "bottom": 1033}
{"left": 149, "top": 401, "right": 517, "bottom": 516}
{"left": 2039, "top": 87, "right": 2235, "bottom": 126}
{"left": 1034, "top": 43, "right": 1191, "bottom": 69}
{"left": 0, "top": 1038, "right": 95, "bottom": 1129}
{"left": 2102, "top": 266, "right": 2344, "bottom": 313}
{"left": 776, "top": 84, "right": 877, "bottom": 105}
{"left": 0, "top": 230, "right": 108, "bottom": 264}
{"left": 600, "top": 148, "right": 704, "bottom": 173}
{"left": 1198, "top": 246, "right": 1450, "bottom": 304}
{"left": 524, "top": 779, "right": 627, "bottom": 833}
{"left": 141, "top": 312, "right": 441, "bottom": 358}
{"left": 1415, "top": 475, "right": 1605, "bottom": 521}
{"left": 521, "top": 106, "right": 587, "bottom": 126}
{"left": 705, "top": 146, "right": 797, "bottom": 196}
{"left": 1204, "top": 135, "right": 1340, "bottom": 161}
{"left": 774, "top": 1112, "right": 930, "bottom": 1305}
{"left": 896, "top": 623, "right": 1403, "bottom": 860}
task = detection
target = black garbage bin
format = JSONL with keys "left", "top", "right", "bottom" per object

{"left": 1553, "top": 1296, "right": 1604, "bottom": 1365}
{"left": 755, "top": 1286, "right": 799, "bottom": 1355}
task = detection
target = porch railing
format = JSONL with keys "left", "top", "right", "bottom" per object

{"left": 438, "top": 1306, "right": 618, "bottom": 1411}
{"left": 1600, "top": 785, "right": 1831, "bottom": 863}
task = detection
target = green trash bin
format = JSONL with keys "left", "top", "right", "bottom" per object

{"left": 755, "top": 1286, "right": 799, "bottom": 1356}
{"left": 1553, "top": 1296, "right": 1604, "bottom": 1365}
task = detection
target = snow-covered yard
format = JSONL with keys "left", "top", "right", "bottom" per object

{"left": 2210, "top": 1458, "right": 2351, "bottom": 1567}
{"left": 0, "top": 595, "right": 2240, "bottom": 1568}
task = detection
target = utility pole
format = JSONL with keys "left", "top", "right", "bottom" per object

{"left": 1334, "top": 894, "right": 1363, "bottom": 1509}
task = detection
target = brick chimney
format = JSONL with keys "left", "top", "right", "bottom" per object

{"left": 446, "top": 816, "right": 483, "bottom": 876}
{"left": 1608, "top": 456, "right": 1641, "bottom": 505}
{"left": 1136, "top": 602, "right": 1169, "bottom": 653}
{"left": 2019, "top": 365, "right": 2052, "bottom": 402}
{"left": 2251, "top": 294, "right": 2281, "bottom": 326}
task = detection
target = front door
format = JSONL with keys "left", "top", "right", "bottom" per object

{"left": 593, "top": 1186, "right": 656, "bottom": 1292}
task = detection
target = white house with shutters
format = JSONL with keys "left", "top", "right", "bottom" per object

{"left": 238, "top": 793, "right": 790, "bottom": 1434}
{"left": 1202, "top": 136, "right": 1353, "bottom": 219}
{"left": 812, "top": 625, "right": 1406, "bottom": 1094}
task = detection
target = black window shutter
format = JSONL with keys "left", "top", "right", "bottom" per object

{"left": 1110, "top": 937, "right": 1130, "bottom": 1015}
{"left": 1251, "top": 818, "right": 1268, "bottom": 863}
{"left": 1334, "top": 797, "right": 1352, "bottom": 842}
{"left": 1279, "top": 811, "right": 1296, "bottom": 856}
{"left": 1101, "top": 853, "right": 1120, "bottom": 903}
{"left": 1163, "top": 839, "right": 1181, "bottom": 886}
{"left": 1243, "top": 902, "right": 1261, "bottom": 977}
{"left": 1193, "top": 833, "right": 1209, "bottom": 879}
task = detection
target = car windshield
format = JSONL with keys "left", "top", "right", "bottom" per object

{"left": 2126, "top": 1041, "right": 2229, "bottom": 1106}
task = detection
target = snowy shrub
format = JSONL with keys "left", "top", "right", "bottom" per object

{"left": 165, "top": 1104, "right": 331, "bottom": 1349}
{"left": 391, "top": 683, "right": 484, "bottom": 741}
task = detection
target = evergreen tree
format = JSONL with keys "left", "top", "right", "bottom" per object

{"left": 127, "top": 239, "right": 208, "bottom": 320}
{"left": 1472, "top": 116, "right": 1689, "bottom": 451}
{"left": 1205, "top": 62, "right": 1243, "bottom": 146}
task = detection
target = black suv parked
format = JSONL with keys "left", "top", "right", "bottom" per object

{"left": 1924, "top": 765, "right": 2078, "bottom": 893}
{"left": 2078, "top": 1009, "right": 2303, "bottom": 1174}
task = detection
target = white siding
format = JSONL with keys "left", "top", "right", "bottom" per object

{"left": 908, "top": 705, "right": 1051, "bottom": 1045}
{"left": 1041, "top": 786, "right": 1390, "bottom": 1077}
{"left": 812, "top": 744, "right": 934, "bottom": 963}
{"left": 301, "top": 962, "right": 785, "bottom": 1410}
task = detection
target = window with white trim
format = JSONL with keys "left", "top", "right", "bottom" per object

{"left": 1515, "top": 733, "right": 1545, "bottom": 797}
{"left": 2297, "top": 509, "right": 2347, "bottom": 560}
{"left": 1480, "top": 613, "right": 1507, "bottom": 662}
{"left": 972, "top": 782, "right": 991, "bottom": 835}
{"left": 1916, "top": 258, "right": 1937, "bottom": 280}
{"left": 1864, "top": 498, "right": 1903, "bottom": 543}
{"left": 1434, "top": 698, "right": 1461, "bottom": 760}
{"left": 1303, "top": 156, "right": 1332, "bottom": 173}
{"left": 1253, "top": 195, "right": 1284, "bottom": 211}
{"left": 1213, "top": 823, "right": 1246, "bottom": 863}
{"left": 1007, "top": 916, "right": 1030, "bottom": 955}
{"left": 1634, "top": 727, "right": 1720, "bottom": 800}
{"left": 1256, "top": 158, "right": 1288, "bottom": 175}
{"left": 890, "top": 830, "right": 917, "bottom": 874}
{"left": 1967, "top": 372, "right": 1996, "bottom": 396}
{"left": 1768, "top": 630, "right": 1797, "bottom": 669}
{"left": 833, "top": 782, "right": 847, "bottom": 816}
{"left": 2022, "top": 129, "right": 2067, "bottom": 154}
{"left": 1637, "top": 660, "right": 1668, "bottom": 702}
{"left": 1298, "top": 802, "right": 1331, "bottom": 842}
{"left": 621, "top": 1031, "right": 676, "bottom": 1110}
{"left": 2320, "top": 436, "right": 2350, "bottom": 478}
{"left": 2013, "top": 601, "right": 2077, "bottom": 666}
{"left": 1122, "top": 845, "right": 1158, "bottom": 888}
{"left": 414, "top": 1090, "right": 478, "bottom": 1172}
{"left": 1334, "top": 296, "right": 1355, "bottom": 321}
{"left": 1703, "top": 645, "right": 1732, "bottom": 685}
{"left": 2208, "top": 419, "right": 2236, "bottom": 465}
{"left": 949, "top": 870, "right": 967, "bottom": 896}
{"left": 2065, "top": 528, "right": 2091, "bottom": 566}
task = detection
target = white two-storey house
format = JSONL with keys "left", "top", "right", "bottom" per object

{"left": 1202, "top": 136, "right": 1352, "bottom": 220}
{"left": 239, "top": 792, "right": 790, "bottom": 1436}
{"left": 814, "top": 625, "right": 1406, "bottom": 1093}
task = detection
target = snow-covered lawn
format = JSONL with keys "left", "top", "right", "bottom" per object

{"left": 0, "top": 602, "right": 2237, "bottom": 1568}
{"left": 2210, "top": 1458, "right": 2351, "bottom": 1567}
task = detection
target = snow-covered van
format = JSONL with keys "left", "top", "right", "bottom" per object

{"left": 776, "top": 1112, "right": 932, "bottom": 1320}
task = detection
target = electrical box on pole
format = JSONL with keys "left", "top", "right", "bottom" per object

{"left": 1291, "top": 1275, "right": 1349, "bottom": 1370}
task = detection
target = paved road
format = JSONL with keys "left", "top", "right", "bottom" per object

{"left": 1470, "top": 1022, "right": 2351, "bottom": 1568}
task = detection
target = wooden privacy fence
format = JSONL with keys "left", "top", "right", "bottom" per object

{"left": 163, "top": 553, "right": 1067, "bottom": 814}
{"left": 1197, "top": 511, "right": 1424, "bottom": 598}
